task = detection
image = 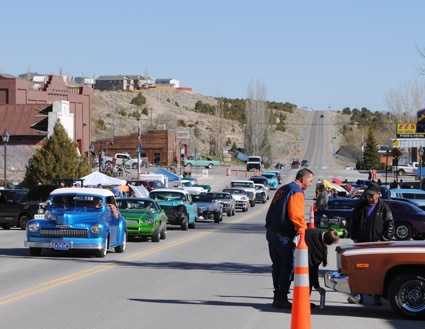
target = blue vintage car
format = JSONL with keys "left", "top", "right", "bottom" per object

{"left": 24, "top": 188, "right": 127, "bottom": 258}
{"left": 149, "top": 189, "right": 197, "bottom": 230}
{"left": 262, "top": 172, "right": 279, "bottom": 190}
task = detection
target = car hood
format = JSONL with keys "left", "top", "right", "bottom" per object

{"left": 119, "top": 209, "right": 155, "bottom": 217}
{"left": 155, "top": 200, "right": 184, "bottom": 207}
{"left": 193, "top": 201, "right": 220, "bottom": 210}
{"left": 46, "top": 209, "right": 107, "bottom": 226}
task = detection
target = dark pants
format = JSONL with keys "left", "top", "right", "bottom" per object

{"left": 266, "top": 229, "right": 295, "bottom": 302}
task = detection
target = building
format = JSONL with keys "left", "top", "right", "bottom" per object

{"left": 95, "top": 75, "right": 156, "bottom": 91}
{"left": 155, "top": 78, "right": 179, "bottom": 88}
{"left": 74, "top": 77, "right": 95, "bottom": 88}
{"left": 0, "top": 74, "right": 91, "bottom": 153}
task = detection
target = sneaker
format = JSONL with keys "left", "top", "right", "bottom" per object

{"left": 272, "top": 300, "right": 292, "bottom": 309}
{"left": 347, "top": 296, "right": 362, "bottom": 304}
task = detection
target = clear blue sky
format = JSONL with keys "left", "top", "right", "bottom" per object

{"left": 1, "top": 0, "right": 424, "bottom": 112}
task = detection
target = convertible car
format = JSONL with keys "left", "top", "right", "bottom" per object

{"left": 117, "top": 198, "right": 167, "bottom": 242}
{"left": 24, "top": 188, "right": 127, "bottom": 258}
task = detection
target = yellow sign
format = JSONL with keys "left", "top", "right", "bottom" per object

{"left": 397, "top": 123, "right": 416, "bottom": 134}
{"left": 393, "top": 139, "right": 399, "bottom": 147}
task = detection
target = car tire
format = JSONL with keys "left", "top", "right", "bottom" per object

{"left": 398, "top": 169, "right": 405, "bottom": 176}
{"left": 243, "top": 208, "right": 247, "bottom": 212}
{"left": 188, "top": 221, "right": 195, "bottom": 229}
{"left": 132, "top": 163, "right": 138, "bottom": 169}
{"left": 19, "top": 214, "right": 31, "bottom": 230}
{"left": 214, "top": 212, "right": 221, "bottom": 223}
{"left": 227, "top": 209, "right": 232, "bottom": 216}
{"left": 232, "top": 209, "right": 235, "bottom": 216}
{"left": 1, "top": 224, "right": 10, "bottom": 230}
{"left": 388, "top": 271, "right": 425, "bottom": 319}
{"left": 160, "top": 225, "right": 167, "bottom": 239}
{"left": 96, "top": 236, "right": 108, "bottom": 258}
{"left": 250, "top": 200, "right": 255, "bottom": 207}
{"left": 29, "top": 247, "right": 42, "bottom": 256}
{"left": 105, "top": 161, "right": 112, "bottom": 166}
{"left": 186, "top": 163, "right": 192, "bottom": 168}
{"left": 395, "top": 222, "right": 413, "bottom": 240}
{"left": 115, "top": 231, "right": 127, "bottom": 252}
{"left": 181, "top": 218, "right": 189, "bottom": 231}
{"left": 151, "top": 226, "right": 160, "bottom": 242}
{"left": 207, "top": 163, "right": 213, "bottom": 169}
{"left": 341, "top": 229, "right": 349, "bottom": 238}
{"left": 262, "top": 199, "right": 266, "bottom": 204}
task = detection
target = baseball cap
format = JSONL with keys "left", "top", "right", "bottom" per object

{"left": 365, "top": 182, "right": 380, "bottom": 195}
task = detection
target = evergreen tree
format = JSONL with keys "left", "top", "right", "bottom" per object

{"left": 23, "top": 121, "right": 92, "bottom": 188}
{"left": 362, "top": 128, "right": 380, "bottom": 169}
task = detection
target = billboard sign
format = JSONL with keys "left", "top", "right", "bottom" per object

{"left": 176, "top": 130, "right": 190, "bottom": 140}
{"left": 397, "top": 123, "right": 425, "bottom": 138}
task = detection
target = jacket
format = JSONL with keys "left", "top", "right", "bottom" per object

{"left": 349, "top": 199, "right": 394, "bottom": 242}
{"left": 305, "top": 228, "right": 325, "bottom": 289}
{"left": 265, "top": 181, "right": 307, "bottom": 237}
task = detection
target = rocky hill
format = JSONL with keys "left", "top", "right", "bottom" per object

{"left": 91, "top": 88, "right": 311, "bottom": 164}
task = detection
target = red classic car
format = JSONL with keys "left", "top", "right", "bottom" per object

{"left": 325, "top": 241, "right": 425, "bottom": 319}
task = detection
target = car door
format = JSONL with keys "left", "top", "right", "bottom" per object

{"left": 186, "top": 193, "right": 196, "bottom": 221}
{"left": 106, "top": 196, "right": 119, "bottom": 243}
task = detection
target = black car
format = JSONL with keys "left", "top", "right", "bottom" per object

{"left": 301, "top": 160, "right": 309, "bottom": 167}
{"left": 192, "top": 193, "right": 223, "bottom": 223}
{"left": 0, "top": 189, "right": 28, "bottom": 229}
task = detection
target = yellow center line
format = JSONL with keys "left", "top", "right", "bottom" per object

{"left": 0, "top": 205, "right": 266, "bottom": 306}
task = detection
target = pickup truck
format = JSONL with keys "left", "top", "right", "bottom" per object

{"left": 394, "top": 162, "right": 419, "bottom": 176}
{"left": 246, "top": 156, "right": 262, "bottom": 171}
{"left": 103, "top": 153, "right": 144, "bottom": 169}
{"left": 184, "top": 157, "right": 219, "bottom": 169}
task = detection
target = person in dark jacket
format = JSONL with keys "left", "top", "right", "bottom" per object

{"left": 265, "top": 168, "right": 314, "bottom": 309}
{"left": 348, "top": 182, "right": 394, "bottom": 305}
{"left": 305, "top": 228, "right": 340, "bottom": 308}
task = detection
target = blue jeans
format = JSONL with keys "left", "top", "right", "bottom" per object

{"left": 266, "top": 229, "right": 295, "bottom": 301}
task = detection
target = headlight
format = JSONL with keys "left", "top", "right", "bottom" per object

{"left": 28, "top": 223, "right": 40, "bottom": 232}
{"left": 341, "top": 219, "right": 347, "bottom": 226}
{"left": 148, "top": 217, "right": 154, "bottom": 225}
{"left": 91, "top": 225, "right": 102, "bottom": 234}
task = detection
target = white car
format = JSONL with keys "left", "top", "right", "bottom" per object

{"left": 230, "top": 180, "right": 256, "bottom": 207}
{"left": 171, "top": 180, "right": 206, "bottom": 195}
{"left": 222, "top": 188, "right": 250, "bottom": 212}
{"left": 254, "top": 184, "right": 268, "bottom": 203}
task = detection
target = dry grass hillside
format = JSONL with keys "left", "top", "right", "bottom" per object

{"left": 91, "top": 89, "right": 309, "bottom": 164}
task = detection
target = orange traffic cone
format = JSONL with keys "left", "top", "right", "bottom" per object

{"left": 291, "top": 229, "right": 311, "bottom": 329}
{"left": 309, "top": 205, "right": 315, "bottom": 228}
{"left": 245, "top": 170, "right": 249, "bottom": 177}
{"left": 235, "top": 168, "right": 239, "bottom": 176}
{"left": 254, "top": 169, "right": 257, "bottom": 176}
{"left": 226, "top": 167, "right": 231, "bottom": 176}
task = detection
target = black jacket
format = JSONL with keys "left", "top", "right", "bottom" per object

{"left": 305, "top": 228, "right": 325, "bottom": 289}
{"left": 349, "top": 199, "right": 394, "bottom": 242}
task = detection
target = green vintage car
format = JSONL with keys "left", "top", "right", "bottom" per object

{"left": 149, "top": 189, "right": 197, "bottom": 230}
{"left": 116, "top": 198, "right": 167, "bottom": 242}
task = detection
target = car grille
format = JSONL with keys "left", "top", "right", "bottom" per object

{"left": 40, "top": 228, "right": 88, "bottom": 238}
{"left": 235, "top": 201, "right": 246, "bottom": 207}
{"left": 160, "top": 205, "right": 183, "bottom": 219}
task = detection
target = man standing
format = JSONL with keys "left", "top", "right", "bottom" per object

{"left": 265, "top": 168, "right": 314, "bottom": 309}
{"left": 348, "top": 182, "right": 394, "bottom": 305}
{"left": 315, "top": 184, "right": 328, "bottom": 210}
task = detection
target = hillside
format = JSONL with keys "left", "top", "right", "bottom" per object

{"left": 91, "top": 89, "right": 311, "bottom": 165}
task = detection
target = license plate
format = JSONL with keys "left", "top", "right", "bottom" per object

{"left": 126, "top": 220, "right": 138, "bottom": 224}
{"left": 34, "top": 214, "right": 45, "bottom": 219}
{"left": 53, "top": 242, "right": 69, "bottom": 250}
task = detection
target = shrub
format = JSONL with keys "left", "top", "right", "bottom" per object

{"left": 178, "top": 119, "right": 186, "bottom": 127}
{"left": 175, "top": 101, "right": 179, "bottom": 107}
{"left": 130, "top": 93, "right": 146, "bottom": 106}
{"left": 142, "top": 108, "right": 149, "bottom": 115}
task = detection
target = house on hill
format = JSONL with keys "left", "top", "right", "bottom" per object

{"left": 155, "top": 78, "right": 179, "bottom": 88}
{"left": 95, "top": 75, "right": 156, "bottom": 91}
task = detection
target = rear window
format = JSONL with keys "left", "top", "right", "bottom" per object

{"left": 248, "top": 157, "right": 261, "bottom": 162}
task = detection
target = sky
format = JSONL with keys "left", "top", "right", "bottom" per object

{"left": 1, "top": 0, "right": 425, "bottom": 112}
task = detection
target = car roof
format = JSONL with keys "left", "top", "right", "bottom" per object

{"left": 390, "top": 188, "right": 425, "bottom": 194}
{"left": 149, "top": 188, "right": 189, "bottom": 194}
{"left": 50, "top": 188, "right": 114, "bottom": 197}
{"left": 231, "top": 180, "right": 253, "bottom": 183}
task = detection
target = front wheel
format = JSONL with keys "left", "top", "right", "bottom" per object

{"left": 250, "top": 200, "right": 255, "bottom": 207}
{"left": 398, "top": 169, "right": 405, "bottom": 176}
{"left": 115, "top": 232, "right": 127, "bottom": 252}
{"left": 160, "top": 225, "right": 167, "bottom": 239}
{"left": 181, "top": 217, "right": 189, "bottom": 231}
{"left": 395, "top": 222, "right": 413, "bottom": 240}
{"left": 96, "top": 236, "right": 108, "bottom": 258}
{"left": 388, "top": 271, "right": 425, "bottom": 319}
{"left": 19, "top": 214, "right": 31, "bottom": 230}
{"left": 227, "top": 209, "right": 232, "bottom": 216}
{"left": 132, "top": 163, "right": 138, "bottom": 169}
{"left": 207, "top": 163, "right": 213, "bottom": 169}
{"left": 214, "top": 212, "right": 221, "bottom": 223}
{"left": 232, "top": 209, "right": 235, "bottom": 216}
{"left": 151, "top": 226, "right": 160, "bottom": 242}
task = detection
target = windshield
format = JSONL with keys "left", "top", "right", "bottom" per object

{"left": 231, "top": 182, "right": 252, "bottom": 188}
{"left": 148, "top": 181, "right": 165, "bottom": 188}
{"left": 192, "top": 194, "right": 214, "bottom": 202}
{"left": 223, "top": 189, "right": 244, "bottom": 195}
{"left": 9, "top": 190, "right": 28, "bottom": 202}
{"left": 263, "top": 173, "right": 275, "bottom": 178}
{"left": 48, "top": 195, "right": 104, "bottom": 209}
{"left": 117, "top": 199, "right": 158, "bottom": 211}
{"left": 182, "top": 181, "right": 194, "bottom": 187}
{"left": 150, "top": 191, "right": 185, "bottom": 201}
{"left": 248, "top": 157, "right": 261, "bottom": 162}
{"left": 208, "top": 193, "right": 231, "bottom": 200}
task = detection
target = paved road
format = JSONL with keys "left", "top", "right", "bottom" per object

{"left": 1, "top": 111, "right": 423, "bottom": 328}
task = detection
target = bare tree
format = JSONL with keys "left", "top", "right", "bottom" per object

{"left": 244, "top": 80, "right": 273, "bottom": 164}
{"left": 416, "top": 43, "right": 425, "bottom": 76}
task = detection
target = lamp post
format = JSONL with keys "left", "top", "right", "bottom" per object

{"left": 420, "top": 146, "right": 424, "bottom": 190}
{"left": 385, "top": 149, "right": 389, "bottom": 186}
{"left": 89, "top": 143, "right": 94, "bottom": 167}
{"left": 98, "top": 141, "right": 103, "bottom": 172}
{"left": 2, "top": 130, "right": 10, "bottom": 188}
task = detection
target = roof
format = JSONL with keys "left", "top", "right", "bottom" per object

{"left": 50, "top": 188, "right": 114, "bottom": 197}
{"left": 0, "top": 104, "right": 50, "bottom": 136}
{"left": 390, "top": 189, "right": 425, "bottom": 194}
{"left": 96, "top": 75, "right": 128, "bottom": 81}
{"left": 0, "top": 73, "right": 17, "bottom": 79}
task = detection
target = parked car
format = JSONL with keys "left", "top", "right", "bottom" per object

{"left": 127, "top": 179, "right": 165, "bottom": 192}
{"left": 249, "top": 176, "right": 270, "bottom": 194}
{"left": 194, "top": 183, "right": 212, "bottom": 192}
{"left": 206, "top": 192, "right": 236, "bottom": 216}
{"left": 192, "top": 194, "right": 223, "bottom": 223}
{"left": 266, "top": 170, "right": 282, "bottom": 184}
{"left": 0, "top": 189, "right": 28, "bottom": 229}
{"left": 389, "top": 188, "right": 425, "bottom": 206}
{"left": 117, "top": 198, "right": 167, "bottom": 242}
{"left": 222, "top": 188, "right": 250, "bottom": 212}
{"left": 262, "top": 172, "right": 279, "bottom": 190}
{"left": 149, "top": 189, "right": 197, "bottom": 230}
{"left": 24, "top": 188, "right": 127, "bottom": 257}
{"left": 301, "top": 160, "right": 309, "bottom": 167}
{"left": 325, "top": 240, "right": 425, "bottom": 319}
{"left": 291, "top": 160, "right": 301, "bottom": 169}
{"left": 254, "top": 184, "right": 268, "bottom": 203}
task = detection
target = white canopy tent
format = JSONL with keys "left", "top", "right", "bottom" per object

{"left": 81, "top": 171, "right": 126, "bottom": 187}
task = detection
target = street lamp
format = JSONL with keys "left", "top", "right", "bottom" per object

{"left": 2, "top": 130, "right": 10, "bottom": 188}
{"left": 89, "top": 143, "right": 95, "bottom": 167}
{"left": 420, "top": 146, "right": 424, "bottom": 190}
{"left": 385, "top": 149, "right": 389, "bottom": 186}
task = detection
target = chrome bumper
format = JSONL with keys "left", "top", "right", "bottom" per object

{"left": 324, "top": 271, "right": 351, "bottom": 294}
{"left": 24, "top": 241, "right": 105, "bottom": 250}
